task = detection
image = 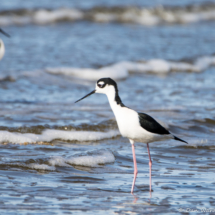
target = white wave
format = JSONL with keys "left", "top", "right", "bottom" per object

{"left": 0, "top": 8, "right": 83, "bottom": 26}
{"left": 45, "top": 61, "right": 170, "bottom": 80}
{"left": 0, "top": 16, "right": 32, "bottom": 26}
{"left": 0, "top": 129, "right": 119, "bottom": 144}
{"left": 48, "top": 149, "right": 115, "bottom": 167}
{"left": 140, "top": 59, "right": 201, "bottom": 73}
{"left": 169, "top": 61, "right": 199, "bottom": 72}
{"left": 4, "top": 149, "right": 115, "bottom": 170}
{"left": 1, "top": 6, "right": 215, "bottom": 26}
{"left": 45, "top": 58, "right": 202, "bottom": 80}
{"left": 2, "top": 161, "right": 56, "bottom": 171}
{"left": 90, "top": 7, "right": 215, "bottom": 25}
{"left": 0, "top": 131, "right": 40, "bottom": 143}
{"left": 28, "top": 163, "right": 55, "bottom": 171}
{"left": 42, "top": 129, "right": 119, "bottom": 142}
{"left": 139, "top": 7, "right": 215, "bottom": 25}
{"left": 93, "top": 13, "right": 119, "bottom": 23}
{"left": 175, "top": 10, "right": 215, "bottom": 24}
{"left": 48, "top": 156, "right": 69, "bottom": 167}
{"left": 46, "top": 63, "right": 129, "bottom": 80}
{"left": 139, "top": 56, "right": 215, "bottom": 73}
{"left": 194, "top": 56, "right": 215, "bottom": 71}
{"left": 33, "top": 8, "right": 83, "bottom": 25}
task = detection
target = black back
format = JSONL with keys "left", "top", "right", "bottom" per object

{"left": 138, "top": 112, "right": 170, "bottom": 135}
{"left": 97, "top": 78, "right": 126, "bottom": 107}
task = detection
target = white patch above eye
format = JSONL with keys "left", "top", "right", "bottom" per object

{"left": 98, "top": 81, "right": 104, "bottom": 85}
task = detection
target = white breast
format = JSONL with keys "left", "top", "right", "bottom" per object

{"left": 113, "top": 106, "right": 139, "bottom": 137}
{"left": 110, "top": 104, "right": 172, "bottom": 143}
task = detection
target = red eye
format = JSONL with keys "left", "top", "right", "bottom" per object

{"left": 98, "top": 84, "right": 103, "bottom": 88}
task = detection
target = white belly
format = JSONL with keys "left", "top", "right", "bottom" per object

{"left": 112, "top": 106, "right": 172, "bottom": 143}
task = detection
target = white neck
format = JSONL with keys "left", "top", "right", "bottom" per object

{"left": 105, "top": 87, "right": 123, "bottom": 116}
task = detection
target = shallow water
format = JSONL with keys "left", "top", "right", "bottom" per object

{"left": 0, "top": 0, "right": 215, "bottom": 214}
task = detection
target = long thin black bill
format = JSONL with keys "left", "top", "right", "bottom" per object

{"left": 75, "top": 90, "right": 96, "bottom": 103}
{"left": 0, "top": 28, "right": 10, "bottom": 38}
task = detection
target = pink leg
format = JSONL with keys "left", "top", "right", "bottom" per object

{"left": 131, "top": 144, "right": 138, "bottom": 193}
{"left": 147, "top": 143, "right": 152, "bottom": 192}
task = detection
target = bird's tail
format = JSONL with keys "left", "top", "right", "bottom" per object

{"left": 174, "top": 135, "right": 188, "bottom": 144}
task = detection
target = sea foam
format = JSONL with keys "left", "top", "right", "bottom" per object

{"left": 33, "top": 8, "right": 83, "bottom": 25}
{"left": 48, "top": 149, "right": 115, "bottom": 167}
{"left": 46, "top": 63, "right": 129, "bottom": 80}
{"left": 45, "top": 56, "right": 215, "bottom": 80}
{"left": 28, "top": 163, "right": 56, "bottom": 171}
{"left": 4, "top": 149, "right": 115, "bottom": 171}
{"left": 1, "top": 5, "right": 215, "bottom": 26}
{"left": 194, "top": 56, "right": 215, "bottom": 71}
{"left": 0, "top": 129, "right": 119, "bottom": 144}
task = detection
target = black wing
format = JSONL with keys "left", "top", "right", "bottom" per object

{"left": 138, "top": 112, "right": 170, "bottom": 135}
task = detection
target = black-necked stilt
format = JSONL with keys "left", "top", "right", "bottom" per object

{"left": 75, "top": 77, "right": 188, "bottom": 194}
{"left": 0, "top": 28, "right": 10, "bottom": 60}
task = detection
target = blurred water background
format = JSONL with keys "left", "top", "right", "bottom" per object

{"left": 1, "top": 0, "right": 215, "bottom": 214}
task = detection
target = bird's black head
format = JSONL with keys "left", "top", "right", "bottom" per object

{"left": 75, "top": 77, "right": 121, "bottom": 103}
{"left": 96, "top": 77, "right": 118, "bottom": 90}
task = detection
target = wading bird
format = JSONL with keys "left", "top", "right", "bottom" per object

{"left": 0, "top": 28, "right": 10, "bottom": 60}
{"left": 75, "top": 77, "right": 187, "bottom": 193}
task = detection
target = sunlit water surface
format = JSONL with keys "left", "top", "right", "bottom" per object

{"left": 0, "top": 0, "right": 215, "bottom": 214}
